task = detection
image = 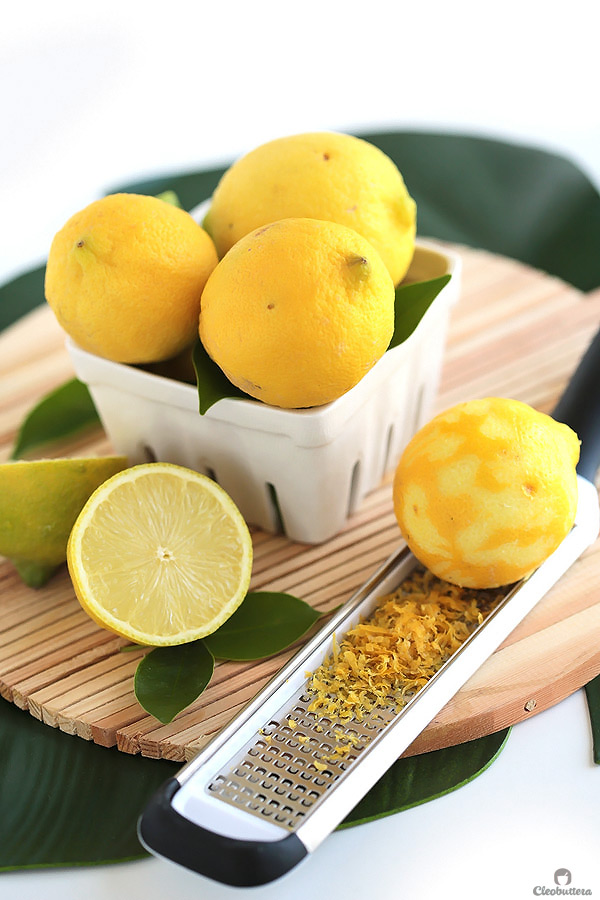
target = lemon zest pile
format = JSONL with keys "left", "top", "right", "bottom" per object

{"left": 307, "top": 567, "right": 503, "bottom": 729}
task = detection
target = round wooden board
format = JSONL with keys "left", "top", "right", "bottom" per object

{"left": 1, "top": 243, "right": 599, "bottom": 762}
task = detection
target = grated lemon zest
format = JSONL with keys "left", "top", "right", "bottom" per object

{"left": 307, "top": 566, "right": 503, "bottom": 728}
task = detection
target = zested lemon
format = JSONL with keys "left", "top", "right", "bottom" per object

{"left": 393, "top": 397, "right": 580, "bottom": 589}
{"left": 67, "top": 463, "right": 253, "bottom": 645}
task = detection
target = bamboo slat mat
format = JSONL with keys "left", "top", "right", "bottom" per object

{"left": 1, "top": 244, "right": 599, "bottom": 762}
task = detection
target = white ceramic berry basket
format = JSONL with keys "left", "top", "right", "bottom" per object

{"left": 67, "top": 204, "right": 461, "bottom": 544}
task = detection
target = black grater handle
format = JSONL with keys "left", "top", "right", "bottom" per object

{"left": 138, "top": 778, "right": 308, "bottom": 887}
{"left": 552, "top": 325, "right": 600, "bottom": 484}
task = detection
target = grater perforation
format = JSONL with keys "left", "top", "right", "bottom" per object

{"left": 205, "top": 680, "right": 405, "bottom": 831}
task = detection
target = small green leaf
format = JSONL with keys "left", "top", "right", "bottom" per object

{"left": 584, "top": 674, "right": 600, "bottom": 764}
{"left": 11, "top": 378, "right": 101, "bottom": 460}
{"left": 155, "top": 190, "right": 182, "bottom": 208}
{"left": 134, "top": 642, "right": 214, "bottom": 724}
{"left": 339, "top": 727, "right": 511, "bottom": 829}
{"left": 389, "top": 274, "right": 451, "bottom": 349}
{"left": 193, "top": 339, "right": 251, "bottom": 415}
{"left": 204, "top": 591, "right": 322, "bottom": 661}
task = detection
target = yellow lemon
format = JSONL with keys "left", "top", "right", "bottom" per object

{"left": 67, "top": 463, "right": 253, "bottom": 646}
{"left": 393, "top": 398, "right": 580, "bottom": 588}
{"left": 199, "top": 217, "right": 395, "bottom": 409}
{"left": 45, "top": 193, "right": 218, "bottom": 364}
{"left": 0, "top": 456, "right": 127, "bottom": 587}
{"left": 203, "top": 132, "right": 416, "bottom": 285}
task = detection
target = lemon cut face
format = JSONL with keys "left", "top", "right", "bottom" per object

{"left": 67, "top": 463, "right": 253, "bottom": 645}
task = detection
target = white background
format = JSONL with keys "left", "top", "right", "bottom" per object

{"left": 1, "top": 0, "right": 600, "bottom": 285}
{"left": 1, "top": 2, "right": 599, "bottom": 898}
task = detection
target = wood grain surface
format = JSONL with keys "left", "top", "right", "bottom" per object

{"left": 1, "top": 243, "right": 599, "bottom": 761}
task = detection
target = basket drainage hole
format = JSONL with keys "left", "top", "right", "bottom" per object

{"left": 266, "top": 483, "right": 285, "bottom": 535}
{"left": 382, "top": 424, "right": 395, "bottom": 476}
{"left": 347, "top": 459, "right": 361, "bottom": 516}
{"left": 412, "top": 383, "right": 426, "bottom": 433}
{"left": 141, "top": 444, "right": 157, "bottom": 463}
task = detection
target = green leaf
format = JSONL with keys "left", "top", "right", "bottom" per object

{"left": 204, "top": 591, "right": 322, "bottom": 661}
{"left": 155, "top": 189, "right": 182, "bottom": 208}
{"left": 134, "top": 642, "right": 215, "bottom": 724}
{"left": 10, "top": 378, "right": 101, "bottom": 460}
{"left": 389, "top": 274, "right": 451, "bottom": 350}
{"left": 339, "top": 727, "right": 511, "bottom": 829}
{"left": 584, "top": 674, "right": 600, "bottom": 764}
{"left": 361, "top": 130, "right": 600, "bottom": 293}
{"left": 0, "top": 263, "right": 46, "bottom": 332}
{"left": 0, "top": 696, "right": 178, "bottom": 870}
{"left": 192, "top": 339, "right": 251, "bottom": 414}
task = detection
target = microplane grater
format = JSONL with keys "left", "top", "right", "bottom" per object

{"left": 203, "top": 575, "right": 504, "bottom": 833}
{"left": 205, "top": 682, "right": 400, "bottom": 831}
{"left": 138, "top": 326, "right": 600, "bottom": 887}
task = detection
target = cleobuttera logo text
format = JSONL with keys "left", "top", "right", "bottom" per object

{"left": 533, "top": 887, "right": 592, "bottom": 895}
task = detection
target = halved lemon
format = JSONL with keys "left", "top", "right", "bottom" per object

{"left": 67, "top": 463, "right": 253, "bottom": 645}
{"left": 0, "top": 455, "right": 128, "bottom": 587}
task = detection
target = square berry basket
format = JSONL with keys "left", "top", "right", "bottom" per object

{"left": 67, "top": 206, "right": 461, "bottom": 544}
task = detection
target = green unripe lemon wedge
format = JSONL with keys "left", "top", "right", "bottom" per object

{"left": 0, "top": 456, "right": 128, "bottom": 587}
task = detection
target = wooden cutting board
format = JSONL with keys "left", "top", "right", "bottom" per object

{"left": 1, "top": 243, "right": 600, "bottom": 763}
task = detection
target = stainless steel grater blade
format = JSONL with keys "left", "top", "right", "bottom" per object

{"left": 204, "top": 682, "right": 401, "bottom": 832}
{"left": 138, "top": 327, "right": 600, "bottom": 887}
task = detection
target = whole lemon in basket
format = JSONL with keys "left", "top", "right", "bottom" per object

{"left": 45, "top": 193, "right": 218, "bottom": 364}
{"left": 393, "top": 398, "right": 580, "bottom": 589}
{"left": 199, "top": 217, "right": 395, "bottom": 409}
{"left": 203, "top": 132, "right": 416, "bottom": 286}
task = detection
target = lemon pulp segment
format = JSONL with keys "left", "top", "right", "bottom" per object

{"left": 67, "top": 464, "right": 253, "bottom": 645}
